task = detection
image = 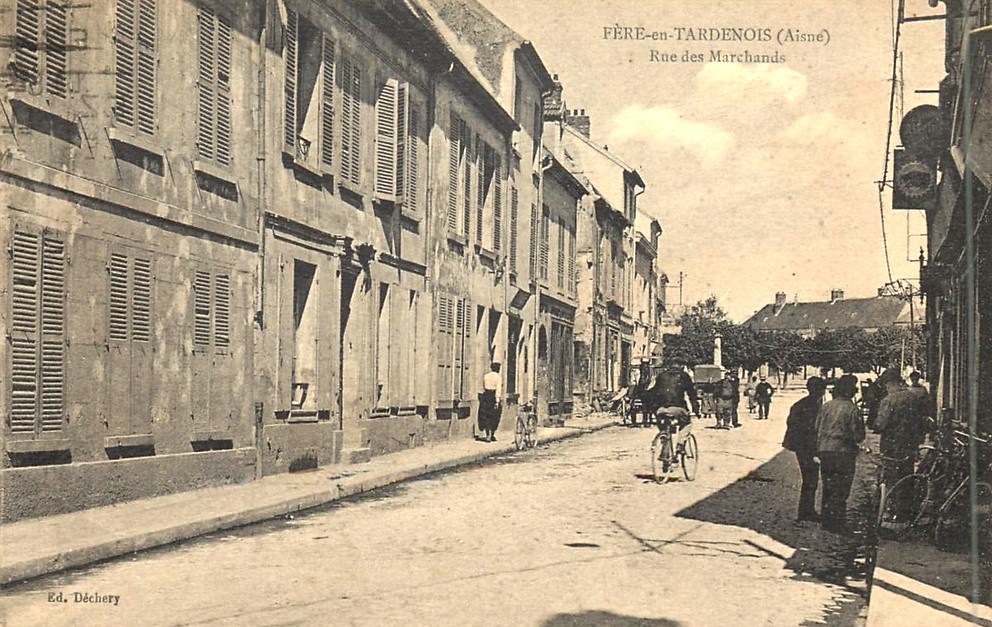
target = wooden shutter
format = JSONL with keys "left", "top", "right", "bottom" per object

{"left": 447, "top": 113, "right": 461, "bottom": 231}
{"left": 453, "top": 298, "right": 464, "bottom": 400}
{"left": 493, "top": 154, "right": 502, "bottom": 252}
{"left": 405, "top": 104, "right": 420, "bottom": 214}
{"left": 14, "top": 0, "right": 41, "bottom": 86}
{"left": 132, "top": 256, "right": 151, "bottom": 342}
{"left": 395, "top": 84, "right": 408, "bottom": 200}
{"left": 540, "top": 206, "right": 550, "bottom": 279}
{"left": 44, "top": 1, "right": 68, "bottom": 98}
{"left": 460, "top": 300, "right": 472, "bottom": 399}
{"left": 462, "top": 129, "right": 473, "bottom": 238}
{"left": 475, "top": 142, "right": 485, "bottom": 243}
{"left": 436, "top": 294, "right": 452, "bottom": 401}
{"left": 193, "top": 270, "right": 211, "bottom": 347}
{"left": 509, "top": 186, "right": 518, "bottom": 273}
{"left": 197, "top": 8, "right": 216, "bottom": 162}
{"left": 10, "top": 230, "right": 40, "bottom": 433}
{"left": 529, "top": 203, "right": 538, "bottom": 279}
{"left": 374, "top": 79, "right": 398, "bottom": 198}
{"left": 39, "top": 234, "right": 65, "bottom": 432}
{"left": 114, "top": 0, "right": 137, "bottom": 128}
{"left": 283, "top": 8, "right": 298, "bottom": 153}
{"left": 557, "top": 220, "right": 565, "bottom": 288}
{"left": 214, "top": 13, "right": 232, "bottom": 166}
{"left": 214, "top": 273, "right": 230, "bottom": 350}
{"left": 339, "top": 57, "right": 362, "bottom": 185}
{"left": 109, "top": 252, "right": 129, "bottom": 341}
{"left": 319, "top": 35, "right": 335, "bottom": 169}
{"left": 135, "top": 0, "right": 156, "bottom": 134}
{"left": 568, "top": 229, "right": 575, "bottom": 293}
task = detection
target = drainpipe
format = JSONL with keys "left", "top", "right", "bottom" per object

{"left": 254, "top": 11, "right": 268, "bottom": 481}
{"left": 532, "top": 155, "right": 553, "bottom": 407}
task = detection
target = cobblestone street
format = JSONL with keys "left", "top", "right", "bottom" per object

{"left": 1, "top": 393, "right": 877, "bottom": 626}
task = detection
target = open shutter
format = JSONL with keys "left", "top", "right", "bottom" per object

{"left": 114, "top": 0, "right": 137, "bottom": 127}
{"left": 509, "top": 186, "right": 518, "bottom": 273}
{"left": 215, "top": 13, "right": 232, "bottom": 166}
{"left": 283, "top": 8, "right": 298, "bottom": 153}
{"left": 39, "top": 233, "right": 65, "bottom": 432}
{"left": 10, "top": 230, "right": 40, "bottom": 433}
{"left": 568, "top": 230, "right": 575, "bottom": 293}
{"left": 435, "top": 294, "right": 452, "bottom": 401}
{"left": 395, "top": 84, "right": 408, "bottom": 200}
{"left": 14, "top": 0, "right": 41, "bottom": 86}
{"left": 462, "top": 129, "right": 473, "bottom": 238}
{"left": 374, "top": 79, "right": 398, "bottom": 198}
{"left": 44, "top": 1, "right": 68, "bottom": 98}
{"left": 339, "top": 58, "right": 362, "bottom": 185}
{"left": 476, "top": 143, "right": 485, "bottom": 243}
{"left": 557, "top": 220, "right": 565, "bottom": 288}
{"left": 529, "top": 202, "right": 538, "bottom": 279}
{"left": 132, "top": 256, "right": 151, "bottom": 342}
{"left": 135, "top": 0, "right": 156, "bottom": 134}
{"left": 196, "top": 8, "right": 216, "bottom": 162}
{"left": 405, "top": 104, "right": 420, "bottom": 214}
{"left": 493, "top": 154, "right": 502, "bottom": 252}
{"left": 447, "top": 113, "right": 461, "bottom": 231}
{"left": 453, "top": 299, "right": 464, "bottom": 400}
{"left": 461, "top": 301, "right": 472, "bottom": 399}
{"left": 319, "top": 35, "right": 335, "bottom": 170}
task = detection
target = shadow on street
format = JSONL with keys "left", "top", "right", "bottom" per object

{"left": 542, "top": 610, "right": 680, "bottom": 626}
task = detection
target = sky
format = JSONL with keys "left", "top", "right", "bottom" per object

{"left": 477, "top": 0, "right": 945, "bottom": 322}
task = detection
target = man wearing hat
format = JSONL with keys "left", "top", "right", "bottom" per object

{"left": 874, "top": 373, "right": 928, "bottom": 497}
{"left": 754, "top": 376, "right": 775, "bottom": 420}
{"left": 783, "top": 377, "right": 828, "bottom": 523}
{"left": 815, "top": 374, "right": 866, "bottom": 532}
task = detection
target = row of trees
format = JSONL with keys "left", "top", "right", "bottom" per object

{"left": 662, "top": 297, "right": 926, "bottom": 377}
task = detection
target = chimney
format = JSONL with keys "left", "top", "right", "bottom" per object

{"left": 566, "top": 107, "right": 591, "bottom": 138}
{"left": 830, "top": 289, "right": 844, "bottom": 302}
{"left": 774, "top": 291, "right": 787, "bottom": 313}
{"left": 544, "top": 73, "right": 565, "bottom": 121}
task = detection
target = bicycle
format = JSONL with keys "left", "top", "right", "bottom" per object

{"left": 514, "top": 402, "right": 539, "bottom": 450}
{"left": 649, "top": 409, "right": 698, "bottom": 483}
{"left": 874, "top": 451, "right": 924, "bottom": 538}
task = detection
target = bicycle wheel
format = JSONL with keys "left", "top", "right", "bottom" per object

{"left": 681, "top": 434, "right": 698, "bottom": 481}
{"left": 527, "top": 417, "right": 539, "bottom": 448}
{"left": 879, "top": 473, "right": 930, "bottom": 539}
{"left": 514, "top": 417, "right": 526, "bottom": 451}
{"left": 935, "top": 481, "right": 992, "bottom": 552}
{"left": 651, "top": 432, "right": 673, "bottom": 483}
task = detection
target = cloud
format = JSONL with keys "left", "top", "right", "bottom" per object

{"left": 778, "top": 111, "right": 857, "bottom": 144}
{"left": 695, "top": 63, "right": 808, "bottom": 105}
{"left": 606, "top": 104, "right": 735, "bottom": 168}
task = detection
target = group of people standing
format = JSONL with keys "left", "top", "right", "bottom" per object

{"left": 782, "top": 369, "right": 931, "bottom": 533}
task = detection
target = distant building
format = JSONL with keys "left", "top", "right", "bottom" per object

{"left": 743, "top": 290, "right": 915, "bottom": 337}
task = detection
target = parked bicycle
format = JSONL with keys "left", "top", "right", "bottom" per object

{"left": 514, "top": 401, "right": 539, "bottom": 451}
{"left": 649, "top": 408, "right": 698, "bottom": 483}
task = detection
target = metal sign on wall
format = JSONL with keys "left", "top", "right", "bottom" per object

{"left": 893, "top": 148, "right": 937, "bottom": 210}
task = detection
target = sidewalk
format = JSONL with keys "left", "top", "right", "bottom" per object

{"left": 0, "top": 414, "right": 615, "bottom": 587}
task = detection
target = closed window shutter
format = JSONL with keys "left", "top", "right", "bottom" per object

{"left": 374, "top": 79, "right": 398, "bottom": 198}
{"left": 214, "top": 274, "right": 230, "bottom": 350}
{"left": 44, "top": 1, "right": 68, "bottom": 99}
{"left": 196, "top": 8, "right": 216, "bottom": 162}
{"left": 132, "top": 256, "right": 151, "bottom": 342}
{"left": 436, "top": 294, "right": 452, "bottom": 400}
{"left": 447, "top": 113, "right": 461, "bottom": 231}
{"left": 529, "top": 203, "right": 537, "bottom": 279}
{"left": 509, "top": 186, "right": 518, "bottom": 273}
{"left": 14, "top": 0, "right": 41, "bottom": 86}
{"left": 476, "top": 143, "right": 485, "bottom": 243}
{"left": 39, "top": 234, "right": 65, "bottom": 432}
{"left": 283, "top": 8, "right": 298, "bottom": 153}
{"left": 493, "top": 155, "right": 502, "bottom": 252}
{"left": 460, "top": 300, "right": 472, "bottom": 398}
{"left": 557, "top": 220, "right": 565, "bottom": 288}
{"left": 453, "top": 299, "right": 464, "bottom": 399}
{"left": 540, "top": 206, "right": 550, "bottom": 279}
{"left": 319, "top": 35, "right": 335, "bottom": 169}
{"left": 109, "top": 252, "right": 129, "bottom": 341}
{"left": 193, "top": 270, "right": 211, "bottom": 347}
{"left": 568, "top": 230, "right": 575, "bottom": 293}
{"left": 10, "top": 230, "right": 40, "bottom": 433}
{"left": 405, "top": 105, "right": 420, "bottom": 213}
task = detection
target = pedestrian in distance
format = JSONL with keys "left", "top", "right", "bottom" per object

{"left": 906, "top": 371, "right": 934, "bottom": 426}
{"left": 729, "top": 371, "right": 742, "bottom": 427}
{"left": 479, "top": 362, "right": 502, "bottom": 442}
{"left": 783, "top": 376, "right": 828, "bottom": 523}
{"left": 814, "top": 374, "right": 866, "bottom": 533}
{"left": 745, "top": 375, "right": 758, "bottom": 414}
{"left": 714, "top": 375, "right": 736, "bottom": 429}
{"left": 874, "top": 374, "right": 928, "bottom": 497}
{"left": 754, "top": 376, "right": 775, "bottom": 419}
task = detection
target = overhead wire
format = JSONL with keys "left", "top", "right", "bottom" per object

{"left": 879, "top": 0, "right": 906, "bottom": 284}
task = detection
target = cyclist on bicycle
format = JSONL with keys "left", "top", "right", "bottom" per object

{"left": 644, "top": 364, "right": 700, "bottom": 445}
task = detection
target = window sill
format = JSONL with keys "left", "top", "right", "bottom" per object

{"left": 104, "top": 434, "right": 155, "bottom": 449}
{"left": 338, "top": 178, "right": 364, "bottom": 197}
{"left": 192, "top": 159, "right": 234, "bottom": 183}
{"left": 447, "top": 232, "right": 469, "bottom": 248}
{"left": 9, "top": 94, "right": 75, "bottom": 124}
{"left": 107, "top": 127, "right": 163, "bottom": 157}
{"left": 6, "top": 438, "right": 71, "bottom": 454}
{"left": 190, "top": 430, "right": 231, "bottom": 443}
{"left": 476, "top": 245, "right": 498, "bottom": 262}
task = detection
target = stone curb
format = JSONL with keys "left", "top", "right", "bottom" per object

{"left": 0, "top": 419, "right": 616, "bottom": 587}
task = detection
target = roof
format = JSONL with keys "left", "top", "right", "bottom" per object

{"left": 743, "top": 296, "right": 913, "bottom": 331}
{"left": 563, "top": 124, "right": 645, "bottom": 188}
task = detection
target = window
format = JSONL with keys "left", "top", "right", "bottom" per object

{"left": 493, "top": 154, "right": 503, "bottom": 252}
{"left": 108, "top": 251, "right": 152, "bottom": 343}
{"left": 556, "top": 219, "right": 565, "bottom": 289}
{"left": 193, "top": 269, "right": 231, "bottom": 352}
{"left": 13, "top": 0, "right": 69, "bottom": 99}
{"left": 339, "top": 55, "right": 362, "bottom": 186}
{"left": 284, "top": 9, "right": 335, "bottom": 171}
{"left": 374, "top": 79, "right": 419, "bottom": 209}
{"left": 540, "top": 205, "right": 550, "bottom": 280}
{"left": 463, "top": 132, "right": 474, "bottom": 239}
{"left": 529, "top": 202, "right": 538, "bottom": 279}
{"left": 471, "top": 142, "right": 501, "bottom": 249}
{"left": 196, "top": 7, "right": 233, "bottom": 166}
{"left": 447, "top": 112, "right": 471, "bottom": 236}
{"left": 9, "top": 227, "right": 65, "bottom": 435}
{"left": 568, "top": 228, "right": 576, "bottom": 294}
{"left": 435, "top": 294, "right": 471, "bottom": 402}
{"left": 114, "top": 0, "right": 157, "bottom": 134}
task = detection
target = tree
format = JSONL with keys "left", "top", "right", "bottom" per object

{"left": 661, "top": 296, "right": 728, "bottom": 367}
